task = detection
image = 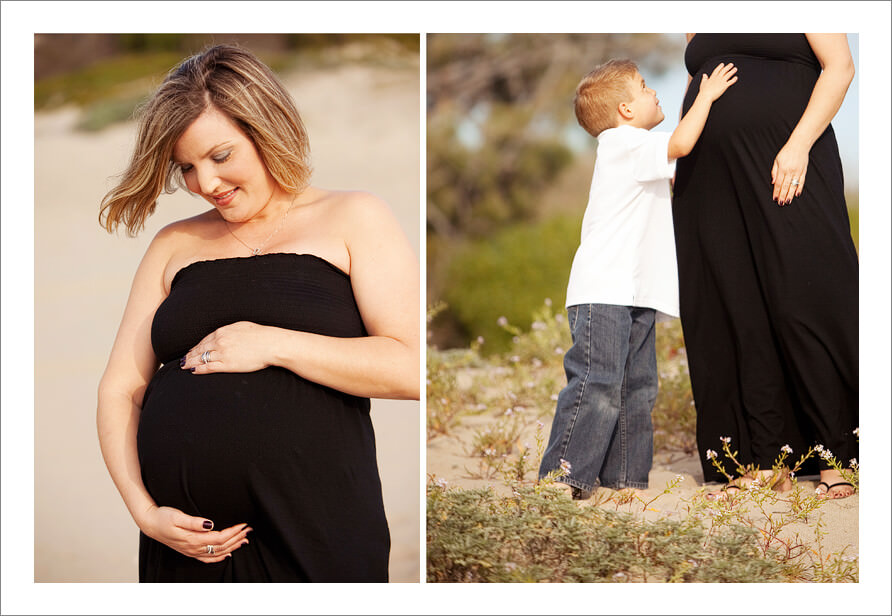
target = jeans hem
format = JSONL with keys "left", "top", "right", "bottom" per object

{"left": 551, "top": 476, "right": 594, "bottom": 494}
{"left": 601, "top": 480, "right": 649, "bottom": 490}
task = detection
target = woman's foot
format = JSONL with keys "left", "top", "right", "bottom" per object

{"left": 816, "top": 470, "right": 856, "bottom": 499}
{"left": 705, "top": 468, "right": 792, "bottom": 501}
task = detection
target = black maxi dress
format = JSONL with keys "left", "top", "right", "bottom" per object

{"left": 672, "top": 34, "right": 859, "bottom": 483}
{"left": 136, "top": 253, "right": 390, "bottom": 581}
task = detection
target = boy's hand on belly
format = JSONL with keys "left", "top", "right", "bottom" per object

{"left": 139, "top": 505, "right": 252, "bottom": 563}
{"left": 181, "top": 321, "right": 278, "bottom": 375}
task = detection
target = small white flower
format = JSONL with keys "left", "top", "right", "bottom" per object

{"left": 536, "top": 420, "right": 545, "bottom": 429}
{"left": 476, "top": 336, "right": 485, "bottom": 345}
{"left": 544, "top": 298, "right": 553, "bottom": 307}
{"left": 674, "top": 474, "right": 684, "bottom": 483}
{"left": 559, "top": 458, "right": 572, "bottom": 474}
{"left": 706, "top": 449, "right": 717, "bottom": 460}
{"left": 550, "top": 393, "right": 559, "bottom": 401}
{"left": 852, "top": 427, "right": 860, "bottom": 437}
{"left": 497, "top": 316, "right": 509, "bottom": 327}
{"left": 849, "top": 458, "right": 858, "bottom": 467}
{"left": 504, "top": 407, "right": 514, "bottom": 416}
{"left": 510, "top": 355, "right": 520, "bottom": 362}
{"left": 814, "top": 444, "right": 825, "bottom": 454}
{"left": 484, "top": 447, "right": 497, "bottom": 457}
{"left": 781, "top": 444, "right": 793, "bottom": 454}
{"left": 435, "top": 477, "right": 448, "bottom": 489}
{"left": 554, "top": 347, "right": 564, "bottom": 355}
{"left": 531, "top": 320, "right": 546, "bottom": 331}
{"left": 720, "top": 436, "right": 731, "bottom": 444}
{"left": 819, "top": 449, "right": 833, "bottom": 461}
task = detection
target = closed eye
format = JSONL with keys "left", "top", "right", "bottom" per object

{"left": 213, "top": 150, "right": 232, "bottom": 164}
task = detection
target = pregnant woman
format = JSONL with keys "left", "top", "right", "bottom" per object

{"left": 97, "top": 44, "right": 419, "bottom": 581}
{"left": 672, "top": 34, "right": 858, "bottom": 499}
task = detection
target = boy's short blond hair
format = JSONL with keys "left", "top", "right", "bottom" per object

{"left": 574, "top": 59, "right": 638, "bottom": 138}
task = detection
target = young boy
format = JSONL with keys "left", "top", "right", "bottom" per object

{"left": 538, "top": 58, "right": 737, "bottom": 499}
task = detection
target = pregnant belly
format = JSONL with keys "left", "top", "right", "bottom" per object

{"left": 137, "top": 363, "right": 372, "bottom": 526}
{"left": 687, "top": 56, "right": 816, "bottom": 141}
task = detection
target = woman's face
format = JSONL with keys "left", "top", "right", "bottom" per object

{"left": 172, "top": 106, "right": 283, "bottom": 222}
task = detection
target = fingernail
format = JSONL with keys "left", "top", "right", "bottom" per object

{"left": 203, "top": 520, "right": 213, "bottom": 530}
{"left": 179, "top": 357, "right": 186, "bottom": 367}
{"left": 190, "top": 367, "right": 196, "bottom": 373}
{"left": 241, "top": 540, "right": 249, "bottom": 547}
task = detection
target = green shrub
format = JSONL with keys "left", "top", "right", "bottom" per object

{"left": 441, "top": 215, "right": 580, "bottom": 354}
{"left": 426, "top": 484, "right": 785, "bottom": 583}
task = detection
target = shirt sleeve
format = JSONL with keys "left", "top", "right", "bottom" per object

{"left": 631, "top": 131, "right": 676, "bottom": 182}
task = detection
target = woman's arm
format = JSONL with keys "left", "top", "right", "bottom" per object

{"left": 772, "top": 33, "right": 854, "bottom": 204}
{"left": 97, "top": 228, "right": 250, "bottom": 561}
{"left": 183, "top": 192, "right": 421, "bottom": 400}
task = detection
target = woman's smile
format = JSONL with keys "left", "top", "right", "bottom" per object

{"left": 212, "top": 187, "right": 239, "bottom": 206}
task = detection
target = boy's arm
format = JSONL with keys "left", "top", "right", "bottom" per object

{"left": 667, "top": 62, "right": 737, "bottom": 160}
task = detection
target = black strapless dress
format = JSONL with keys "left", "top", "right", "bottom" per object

{"left": 137, "top": 253, "right": 390, "bottom": 582}
{"left": 672, "top": 34, "right": 859, "bottom": 482}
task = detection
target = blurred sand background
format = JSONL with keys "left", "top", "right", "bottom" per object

{"left": 33, "top": 39, "right": 421, "bottom": 583}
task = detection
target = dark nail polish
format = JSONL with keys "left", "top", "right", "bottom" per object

{"left": 190, "top": 367, "right": 196, "bottom": 373}
{"left": 179, "top": 357, "right": 186, "bottom": 367}
{"left": 203, "top": 520, "right": 213, "bottom": 529}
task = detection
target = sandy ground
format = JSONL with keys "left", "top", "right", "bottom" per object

{"left": 33, "top": 58, "right": 421, "bottom": 583}
{"left": 427, "top": 405, "right": 860, "bottom": 576}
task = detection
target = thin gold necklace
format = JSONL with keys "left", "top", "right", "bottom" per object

{"left": 224, "top": 193, "right": 297, "bottom": 256}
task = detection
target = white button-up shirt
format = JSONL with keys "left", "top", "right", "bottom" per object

{"left": 565, "top": 125, "right": 679, "bottom": 319}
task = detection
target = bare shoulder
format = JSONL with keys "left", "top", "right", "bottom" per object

{"left": 319, "top": 189, "right": 394, "bottom": 218}
{"left": 312, "top": 189, "right": 401, "bottom": 240}
{"left": 146, "top": 209, "right": 220, "bottom": 290}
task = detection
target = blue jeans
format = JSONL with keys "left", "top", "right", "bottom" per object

{"left": 538, "top": 304, "right": 657, "bottom": 497}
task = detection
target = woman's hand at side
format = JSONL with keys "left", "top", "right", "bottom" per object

{"left": 771, "top": 141, "right": 810, "bottom": 205}
{"left": 138, "top": 506, "right": 252, "bottom": 563}
{"left": 773, "top": 33, "right": 854, "bottom": 205}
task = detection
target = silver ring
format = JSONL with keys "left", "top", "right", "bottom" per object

{"left": 206, "top": 545, "right": 215, "bottom": 555}
{"left": 790, "top": 179, "right": 800, "bottom": 186}
{"left": 201, "top": 350, "right": 211, "bottom": 364}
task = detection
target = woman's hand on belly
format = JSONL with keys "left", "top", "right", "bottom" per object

{"left": 182, "top": 321, "right": 278, "bottom": 375}
{"left": 140, "top": 504, "right": 252, "bottom": 563}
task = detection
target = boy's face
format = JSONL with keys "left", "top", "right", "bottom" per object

{"left": 624, "top": 72, "right": 665, "bottom": 129}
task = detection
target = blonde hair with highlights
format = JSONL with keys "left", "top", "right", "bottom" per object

{"left": 574, "top": 59, "right": 638, "bottom": 138}
{"left": 100, "top": 44, "right": 312, "bottom": 236}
